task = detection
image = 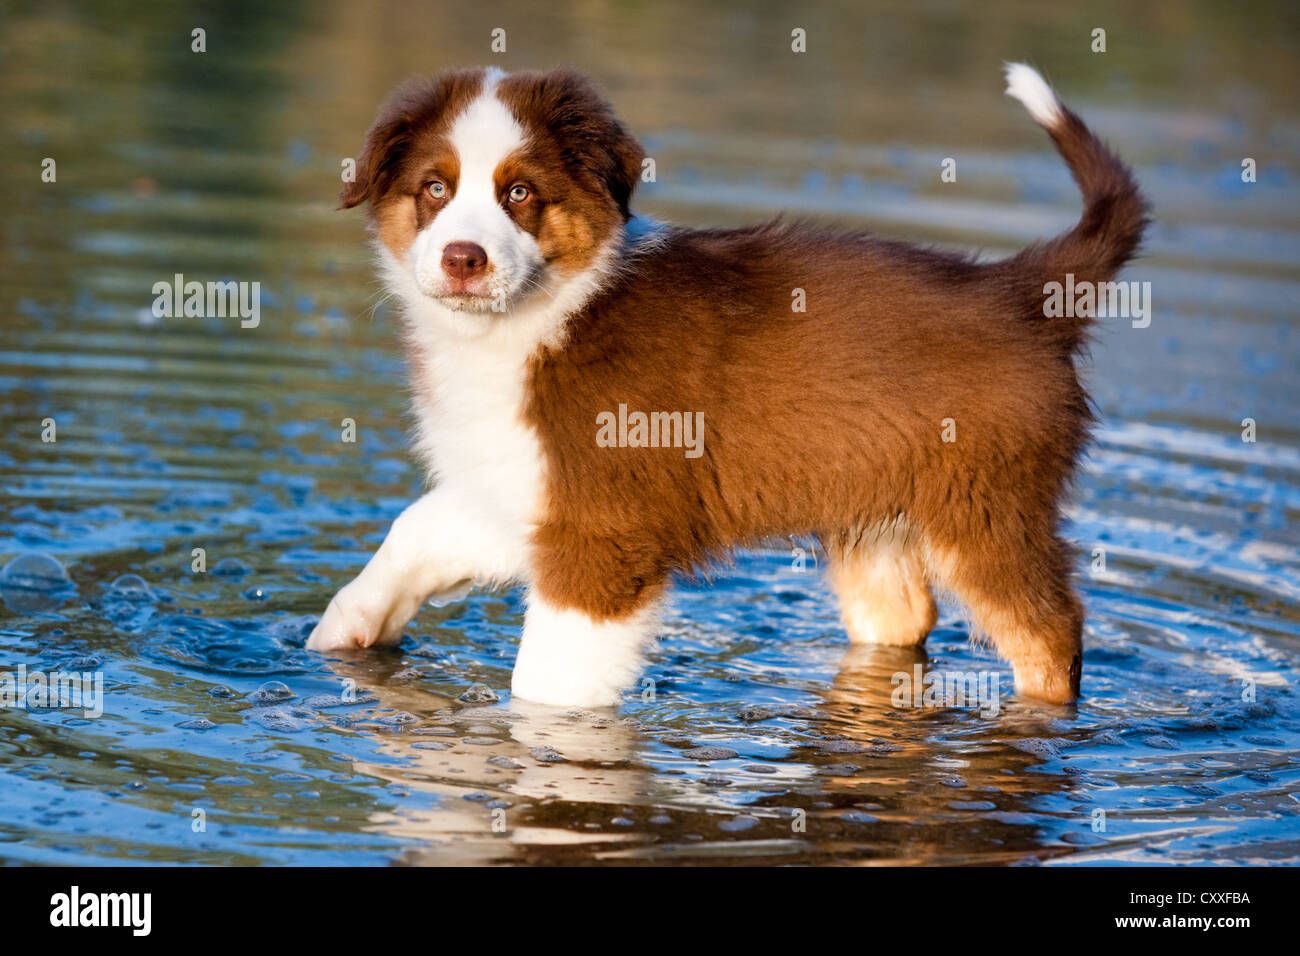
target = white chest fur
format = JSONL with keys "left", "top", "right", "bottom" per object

{"left": 374, "top": 230, "right": 621, "bottom": 592}
{"left": 413, "top": 343, "right": 537, "bottom": 494}
{"left": 402, "top": 317, "right": 546, "bottom": 589}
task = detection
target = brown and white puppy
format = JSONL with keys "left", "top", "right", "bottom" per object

{"left": 307, "top": 64, "right": 1148, "bottom": 708}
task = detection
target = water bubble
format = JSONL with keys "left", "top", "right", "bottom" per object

{"left": 1010, "top": 738, "right": 1061, "bottom": 760}
{"left": 176, "top": 718, "right": 216, "bottom": 731}
{"left": 682, "top": 746, "right": 738, "bottom": 761}
{"left": 0, "top": 552, "right": 75, "bottom": 613}
{"left": 61, "top": 655, "right": 102, "bottom": 670}
{"left": 458, "top": 684, "right": 499, "bottom": 704}
{"left": 818, "top": 763, "right": 860, "bottom": 776}
{"left": 211, "top": 558, "right": 252, "bottom": 578}
{"left": 107, "top": 574, "right": 153, "bottom": 601}
{"left": 247, "top": 681, "right": 294, "bottom": 704}
{"left": 244, "top": 750, "right": 288, "bottom": 763}
{"left": 250, "top": 707, "right": 324, "bottom": 733}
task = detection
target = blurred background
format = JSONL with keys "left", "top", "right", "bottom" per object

{"left": 0, "top": 0, "right": 1297, "bottom": 866}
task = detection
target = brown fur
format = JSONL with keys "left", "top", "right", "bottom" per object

{"left": 495, "top": 67, "right": 643, "bottom": 274}
{"left": 525, "top": 220, "right": 1103, "bottom": 700}
{"left": 346, "top": 67, "right": 643, "bottom": 276}
{"left": 346, "top": 66, "right": 1148, "bottom": 704}
{"left": 342, "top": 69, "right": 485, "bottom": 253}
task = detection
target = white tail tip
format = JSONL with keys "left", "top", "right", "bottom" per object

{"left": 1004, "top": 62, "right": 1062, "bottom": 128}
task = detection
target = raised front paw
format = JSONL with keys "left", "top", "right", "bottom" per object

{"left": 306, "top": 583, "right": 406, "bottom": 652}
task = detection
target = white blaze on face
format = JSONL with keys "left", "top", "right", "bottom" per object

{"left": 410, "top": 73, "right": 544, "bottom": 310}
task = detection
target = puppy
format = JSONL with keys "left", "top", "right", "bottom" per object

{"left": 308, "top": 63, "right": 1147, "bottom": 708}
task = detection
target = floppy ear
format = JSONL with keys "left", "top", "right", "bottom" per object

{"left": 515, "top": 67, "right": 646, "bottom": 221}
{"left": 339, "top": 70, "right": 484, "bottom": 210}
{"left": 339, "top": 109, "right": 412, "bottom": 209}
{"left": 598, "top": 111, "right": 645, "bottom": 221}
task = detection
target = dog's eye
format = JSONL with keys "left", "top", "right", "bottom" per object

{"left": 427, "top": 181, "right": 447, "bottom": 199}
{"left": 508, "top": 184, "right": 530, "bottom": 203}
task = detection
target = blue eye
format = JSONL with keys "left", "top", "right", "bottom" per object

{"left": 428, "top": 181, "right": 447, "bottom": 199}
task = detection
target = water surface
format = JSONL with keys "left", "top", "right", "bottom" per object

{"left": 1, "top": 0, "right": 1298, "bottom": 865}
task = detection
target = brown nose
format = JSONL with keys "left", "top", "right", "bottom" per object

{"left": 441, "top": 242, "right": 488, "bottom": 281}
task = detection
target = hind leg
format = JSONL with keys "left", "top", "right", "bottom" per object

{"left": 827, "top": 530, "right": 938, "bottom": 647}
{"left": 929, "top": 530, "right": 1082, "bottom": 704}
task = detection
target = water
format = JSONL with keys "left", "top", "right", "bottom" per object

{"left": 1, "top": 0, "right": 1298, "bottom": 865}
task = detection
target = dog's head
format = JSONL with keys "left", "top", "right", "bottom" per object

{"left": 342, "top": 67, "right": 643, "bottom": 319}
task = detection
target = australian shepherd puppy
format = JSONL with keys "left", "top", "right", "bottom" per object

{"left": 307, "top": 63, "right": 1148, "bottom": 708}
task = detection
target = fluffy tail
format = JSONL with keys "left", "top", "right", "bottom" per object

{"left": 1001, "top": 63, "right": 1149, "bottom": 346}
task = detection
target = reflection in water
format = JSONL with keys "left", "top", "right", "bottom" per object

{"left": 0, "top": 0, "right": 1297, "bottom": 864}
{"left": 322, "top": 640, "right": 1089, "bottom": 865}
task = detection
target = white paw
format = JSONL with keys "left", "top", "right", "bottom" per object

{"left": 306, "top": 583, "right": 406, "bottom": 652}
{"left": 510, "top": 595, "right": 655, "bottom": 707}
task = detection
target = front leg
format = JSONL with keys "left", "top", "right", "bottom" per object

{"left": 511, "top": 535, "right": 667, "bottom": 707}
{"left": 511, "top": 593, "right": 660, "bottom": 707}
{"left": 307, "top": 489, "right": 521, "bottom": 652}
